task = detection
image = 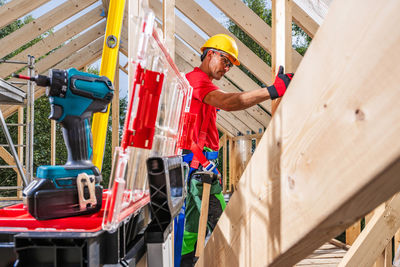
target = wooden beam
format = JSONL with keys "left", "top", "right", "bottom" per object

{"left": 119, "top": 65, "right": 128, "bottom": 75}
{"left": 0, "top": 0, "right": 97, "bottom": 59}
{"left": 148, "top": 0, "right": 273, "bottom": 114}
{"left": 0, "top": 146, "right": 26, "bottom": 175}
{"left": 34, "top": 23, "right": 105, "bottom": 72}
{"left": 292, "top": 2, "right": 319, "bottom": 38}
{"left": 339, "top": 193, "right": 400, "bottom": 267}
{"left": 219, "top": 134, "right": 226, "bottom": 149}
{"left": 292, "top": 0, "right": 331, "bottom": 26}
{"left": 271, "top": 0, "right": 293, "bottom": 115}
{"left": 197, "top": 0, "right": 400, "bottom": 266}
{"left": 218, "top": 110, "right": 252, "bottom": 135}
{"left": 163, "top": 0, "right": 175, "bottom": 58}
{"left": 0, "top": 6, "right": 104, "bottom": 78}
{"left": 216, "top": 116, "right": 238, "bottom": 137}
{"left": 209, "top": 0, "right": 302, "bottom": 70}
{"left": 174, "top": 0, "right": 273, "bottom": 86}
{"left": 216, "top": 125, "right": 232, "bottom": 138}
{"left": 345, "top": 221, "right": 361, "bottom": 245}
{"left": 0, "top": 0, "right": 51, "bottom": 29}
{"left": 232, "top": 133, "right": 264, "bottom": 141}
{"left": 102, "top": 0, "right": 111, "bottom": 16}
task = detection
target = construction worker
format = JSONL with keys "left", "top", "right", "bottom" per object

{"left": 180, "top": 34, "right": 293, "bottom": 266}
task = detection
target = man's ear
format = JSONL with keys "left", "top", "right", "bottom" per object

{"left": 207, "top": 50, "right": 214, "bottom": 59}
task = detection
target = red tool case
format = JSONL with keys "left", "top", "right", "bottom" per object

{"left": 0, "top": 190, "right": 150, "bottom": 267}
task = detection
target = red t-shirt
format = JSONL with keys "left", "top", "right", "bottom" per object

{"left": 185, "top": 67, "right": 220, "bottom": 151}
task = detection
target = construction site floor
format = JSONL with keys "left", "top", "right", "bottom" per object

{"left": 295, "top": 242, "right": 348, "bottom": 266}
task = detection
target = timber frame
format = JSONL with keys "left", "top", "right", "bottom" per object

{"left": 0, "top": 0, "right": 399, "bottom": 266}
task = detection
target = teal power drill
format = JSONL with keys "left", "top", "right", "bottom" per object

{"left": 14, "top": 68, "right": 113, "bottom": 220}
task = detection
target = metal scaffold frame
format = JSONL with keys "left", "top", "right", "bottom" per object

{"left": 0, "top": 55, "right": 35, "bottom": 199}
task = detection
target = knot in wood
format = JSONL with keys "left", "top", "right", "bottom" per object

{"left": 355, "top": 109, "right": 365, "bottom": 121}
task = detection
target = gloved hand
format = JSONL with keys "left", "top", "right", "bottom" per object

{"left": 267, "top": 66, "right": 294, "bottom": 100}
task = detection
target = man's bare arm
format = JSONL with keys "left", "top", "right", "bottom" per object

{"left": 203, "top": 88, "right": 271, "bottom": 111}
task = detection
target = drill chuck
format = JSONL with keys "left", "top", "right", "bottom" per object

{"left": 46, "top": 69, "right": 68, "bottom": 97}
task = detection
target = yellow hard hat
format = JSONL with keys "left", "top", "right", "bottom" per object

{"left": 201, "top": 34, "right": 240, "bottom": 66}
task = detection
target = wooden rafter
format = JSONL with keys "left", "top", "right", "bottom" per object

{"left": 197, "top": 0, "right": 400, "bottom": 266}
{"left": 163, "top": 0, "right": 175, "bottom": 58}
{"left": 339, "top": 193, "right": 400, "bottom": 267}
{"left": 0, "top": 147, "right": 26, "bottom": 175}
{"left": 292, "top": 2, "right": 319, "bottom": 38}
{"left": 270, "top": 0, "right": 293, "bottom": 115}
{"left": 35, "top": 22, "right": 105, "bottom": 71}
{"left": 0, "top": 0, "right": 98, "bottom": 59}
{"left": 216, "top": 116, "right": 239, "bottom": 137}
{"left": 0, "top": 0, "right": 51, "bottom": 29}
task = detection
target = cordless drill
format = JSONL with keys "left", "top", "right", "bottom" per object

{"left": 14, "top": 68, "right": 113, "bottom": 220}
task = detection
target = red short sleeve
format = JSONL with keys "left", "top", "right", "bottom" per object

{"left": 186, "top": 68, "right": 219, "bottom": 102}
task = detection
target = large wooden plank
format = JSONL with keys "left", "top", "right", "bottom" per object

{"left": 196, "top": 0, "right": 400, "bottom": 266}
{"left": 163, "top": 0, "right": 175, "bottom": 58}
{"left": 0, "top": 0, "right": 97, "bottom": 59}
{"left": 0, "top": 6, "right": 104, "bottom": 78}
{"left": 338, "top": 193, "right": 400, "bottom": 267}
{"left": 174, "top": 0, "right": 272, "bottom": 86}
{"left": 209, "top": 0, "right": 302, "bottom": 70}
{"left": 0, "top": 0, "right": 51, "bottom": 29}
{"left": 271, "top": 0, "right": 293, "bottom": 115}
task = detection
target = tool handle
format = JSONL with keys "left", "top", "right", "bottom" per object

{"left": 195, "top": 182, "right": 211, "bottom": 257}
{"left": 61, "top": 116, "right": 93, "bottom": 165}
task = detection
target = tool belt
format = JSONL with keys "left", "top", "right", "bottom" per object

{"left": 183, "top": 149, "right": 218, "bottom": 173}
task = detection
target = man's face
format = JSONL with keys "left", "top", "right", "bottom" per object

{"left": 208, "top": 50, "right": 233, "bottom": 80}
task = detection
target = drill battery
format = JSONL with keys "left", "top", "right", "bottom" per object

{"left": 24, "top": 166, "right": 103, "bottom": 220}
